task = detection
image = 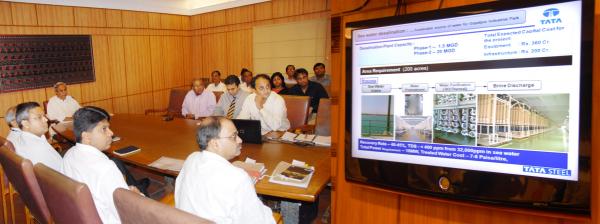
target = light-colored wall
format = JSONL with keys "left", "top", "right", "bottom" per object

{"left": 253, "top": 18, "right": 329, "bottom": 77}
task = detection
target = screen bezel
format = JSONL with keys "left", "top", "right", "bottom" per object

{"left": 344, "top": 0, "right": 593, "bottom": 214}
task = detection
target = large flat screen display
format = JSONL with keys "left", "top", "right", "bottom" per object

{"left": 346, "top": 0, "right": 592, "bottom": 213}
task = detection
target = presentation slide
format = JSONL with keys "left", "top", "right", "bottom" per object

{"left": 351, "top": 1, "right": 581, "bottom": 180}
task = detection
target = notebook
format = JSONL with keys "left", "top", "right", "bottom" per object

{"left": 231, "top": 119, "right": 262, "bottom": 144}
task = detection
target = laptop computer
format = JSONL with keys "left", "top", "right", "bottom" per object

{"left": 231, "top": 119, "right": 262, "bottom": 144}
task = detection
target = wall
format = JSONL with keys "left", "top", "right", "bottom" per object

{"left": 189, "top": 0, "right": 331, "bottom": 78}
{"left": 330, "top": 0, "right": 600, "bottom": 224}
{"left": 0, "top": 2, "right": 193, "bottom": 137}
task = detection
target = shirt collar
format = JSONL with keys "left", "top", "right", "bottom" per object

{"left": 10, "top": 127, "right": 21, "bottom": 132}
{"left": 21, "top": 131, "right": 46, "bottom": 141}
{"left": 202, "top": 150, "right": 231, "bottom": 165}
{"left": 75, "top": 143, "right": 108, "bottom": 158}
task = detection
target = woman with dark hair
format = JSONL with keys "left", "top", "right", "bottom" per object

{"left": 270, "top": 72, "right": 287, "bottom": 94}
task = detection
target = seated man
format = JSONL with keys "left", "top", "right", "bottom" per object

{"left": 309, "top": 63, "right": 331, "bottom": 87}
{"left": 5, "top": 106, "right": 21, "bottom": 143}
{"left": 175, "top": 117, "right": 275, "bottom": 224}
{"left": 12, "top": 102, "right": 63, "bottom": 172}
{"left": 63, "top": 106, "right": 141, "bottom": 224}
{"left": 213, "top": 75, "right": 250, "bottom": 119}
{"left": 239, "top": 68, "right": 254, "bottom": 93}
{"left": 206, "top": 70, "right": 227, "bottom": 92}
{"left": 237, "top": 74, "right": 290, "bottom": 134}
{"left": 182, "top": 78, "right": 217, "bottom": 119}
{"left": 47, "top": 82, "right": 81, "bottom": 122}
{"left": 284, "top": 64, "right": 297, "bottom": 86}
{"left": 285, "top": 68, "right": 329, "bottom": 114}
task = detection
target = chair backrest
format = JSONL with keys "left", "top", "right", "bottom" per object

{"left": 113, "top": 188, "right": 214, "bottom": 224}
{"left": 0, "top": 149, "right": 52, "bottom": 224}
{"left": 43, "top": 100, "right": 49, "bottom": 114}
{"left": 0, "top": 135, "right": 15, "bottom": 152}
{"left": 167, "top": 88, "right": 189, "bottom": 117}
{"left": 33, "top": 163, "right": 102, "bottom": 224}
{"left": 315, "top": 98, "right": 331, "bottom": 136}
{"left": 213, "top": 91, "right": 224, "bottom": 103}
{"left": 282, "top": 95, "right": 310, "bottom": 130}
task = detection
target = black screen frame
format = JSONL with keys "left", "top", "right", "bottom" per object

{"left": 344, "top": 0, "right": 594, "bottom": 214}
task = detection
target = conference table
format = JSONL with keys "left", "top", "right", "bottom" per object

{"left": 52, "top": 114, "right": 331, "bottom": 202}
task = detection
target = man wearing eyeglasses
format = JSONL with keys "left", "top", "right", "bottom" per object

{"left": 175, "top": 117, "right": 274, "bottom": 224}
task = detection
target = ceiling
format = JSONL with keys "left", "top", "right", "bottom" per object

{"left": 7, "top": 0, "right": 269, "bottom": 15}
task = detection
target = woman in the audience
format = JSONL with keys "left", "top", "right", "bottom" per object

{"left": 284, "top": 64, "right": 296, "bottom": 86}
{"left": 237, "top": 74, "right": 290, "bottom": 135}
{"left": 270, "top": 72, "right": 287, "bottom": 94}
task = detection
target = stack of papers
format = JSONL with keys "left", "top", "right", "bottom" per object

{"left": 232, "top": 159, "right": 267, "bottom": 184}
{"left": 148, "top": 156, "right": 184, "bottom": 172}
{"left": 269, "top": 161, "right": 314, "bottom": 188}
{"left": 279, "top": 132, "right": 331, "bottom": 146}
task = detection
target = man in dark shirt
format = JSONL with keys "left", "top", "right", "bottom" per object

{"left": 284, "top": 68, "right": 329, "bottom": 113}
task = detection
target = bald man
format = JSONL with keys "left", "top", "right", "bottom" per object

{"left": 182, "top": 78, "right": 217, "bottom": 119}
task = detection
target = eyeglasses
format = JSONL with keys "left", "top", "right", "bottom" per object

{"left": 217, "top": 131, "right": 238, "bottom": 140}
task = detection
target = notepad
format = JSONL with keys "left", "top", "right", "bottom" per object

{"left": 148, "top": 156, "right": 184, "bottom": 172}
{"left": 269, "top": 161, "right": 314, "bottom": 188}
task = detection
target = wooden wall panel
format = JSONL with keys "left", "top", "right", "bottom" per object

{"left": 11, "top": 3, "right": 37, "bottom": 26}
{"left": 200, "top": 10, "right": 227, "bottom": 28}
{"left": 0, "top": 92, "right": 23, "bottom": 120}
{"left": 398, "top": 197, "right": 448, "bottom": 224}
{"left": 82, "top": 99, "right": 114, "bottom": 114}
{"left": 21, "top": 89, "right": 46, "bottom": 105}
{"left": 108, "top": 36, "right": 128, "bottom": 97}
{"left": 105, "top": 9, "right": 123, "bottom": 27}
{"left": 254, "top": 2, "right": 273, "bottom": 21}
{"left": 127, "top": 93, "right": 154, "bottom": 114}
{"left": 201, "top": 33, "right": 227, "bottom": 77}
{"left": 191, "top": 35, "right": 203, "bottom": 77}
{"left": 148, "top": 13, "right": 162, "bottom": 29}
{"left": 122, "top": 11, "right": 149, "bottom": 28}
{"left": 74, "top": 7, "right": 106, "bottom": 27}
{"left": 81, "top": 36, "right": 112, "bottom": 102}
{"left": 112, "top": 97, "right": 129, "bottom": 114}
{"left": 303, "top": 0, "right": 329, "bottom": 13}
{"left": 161, "top": 14, "right": 184, "bottom": 30}
{"left": 183, "top": 36, "right": 193, "bottom": 84}
{"left": 190, "top": 15, "right": 202, "bottom": 30}
{"left": 150, "top": 36, "right": 166, "bottom": 90}
{"left": 226, "top": 5, "right": 255, "bottom": 25}
{"left": 123, "top": 36, "right": 153, "bottom": 95}
{"left": 181, "top": 15, "right": 191, "bottom": 30}
{"left": 152, "top": 90, "right": 170, "bottom": 112}
{"left": 163, "top": 36, "right": 185, "bottom": 88}
{"left": 272, "top": 0, "right": 304, "bottom": 18}
{"left": 226, "top": 29, "right": 253, "bottom": 75}
{"left": 0, "top": 2, "right": 13, "bottom": 25}
{"left": 36, "top": 5, "right": 74, "bottom": 26}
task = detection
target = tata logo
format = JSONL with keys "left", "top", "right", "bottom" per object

{"left": 541, "top": 8, "right": 561, "bottom": 24}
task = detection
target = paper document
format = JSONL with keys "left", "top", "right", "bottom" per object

{"left": 149, "top": 156, "right": 184, "bottom": 172}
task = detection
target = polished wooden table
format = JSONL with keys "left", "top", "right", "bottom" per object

{"left": 53, "top": 114, "right": 331, "bottom": 202}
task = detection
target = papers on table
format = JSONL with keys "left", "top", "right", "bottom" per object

{"left": 149, "top": 156, "right": 184, "bottom": 172}
{"left": 268, "top": 161, "right": 314, "bottom": 188}
{"left": 279, "top": 132, "right": 331, "bottom": 146}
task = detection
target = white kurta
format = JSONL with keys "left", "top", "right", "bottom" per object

{"left": 175, "top": 151, "right": 274, "bottom": 224}
{"left": 6, "top": 127, "right": 21, "bottom": 143}
{"left": 13, "top": 131, "right": 63, "bottom": 172}
{"left": 239, "top": 82, "right": 253, "bottom": 93}
{"left": 237, "top": 93, "right": 290, "bottom": 134}
{"left": 63, "top": 143, "right": 128, "bottom": 224}
{"left": 206, "top": 82, "right": 227, "bottom": 92}
{"left": 46, "top": 95, "right": 81, "bottom": 122}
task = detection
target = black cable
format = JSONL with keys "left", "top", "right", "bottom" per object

{"left": 342, "top": 0, "right": 371, "bottom": 14}
{"left": 438, "top": 0, "right": 445, "bottom": 9}
{"left": 395, "top": 0, "right": 407, "bottom": 16}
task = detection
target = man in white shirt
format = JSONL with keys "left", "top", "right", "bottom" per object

{"left": 206, "top": 70, "right": 226, "bottom": 92}
{"left": 239, "top": 68, "right": 254, "bottom": 93}
{"left": 63, "top": 106, "right": 141, "bottom": 224}
{"left": 46, "top": 82, "right": 81, "bottom": 122}
{"left": 4, "top": 106, "right": 21, "bottom": 143}
{"left": 182, "top": 78, "right": 217, "bottom": 119}
{"left": 237, "top": 74, "right": 290, "bottom": 135}
{"left": 175, "top": 117, "right": 274, "bottom": 224}
{"left": 284, "top": 64, "right": 297, "bottom": 86}
{"left": 12, "top": 102, "right": 63, "bottom": 172}
{"left": 213, "top": 75, "right": 250, "bottom": 119}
